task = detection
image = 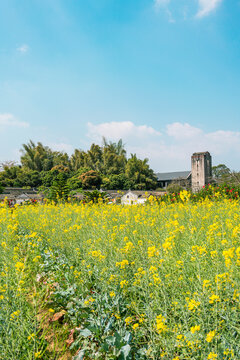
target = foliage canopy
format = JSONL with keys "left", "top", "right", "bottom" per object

{"left": 0, "top": 139, "right": 158, "bottom": 191}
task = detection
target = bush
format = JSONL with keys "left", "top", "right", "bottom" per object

{"left": 166, "top": 183, "right": 184, "bottom": 194}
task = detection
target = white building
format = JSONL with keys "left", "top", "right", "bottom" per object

{"left": 121, "top": 190, "right": 150, "bottom": 205}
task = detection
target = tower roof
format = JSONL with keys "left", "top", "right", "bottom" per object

{"left": 192, "top": 151, "right": 210, "bottom": 156}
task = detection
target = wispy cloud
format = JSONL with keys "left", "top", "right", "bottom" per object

{"left": 154, "top": 0, "right": 223, "bottom": 20}
{"left": 17, "top": 44, "right": 29, "bottom": 53}
{"left": 0, "top": 113, "right": 29, "bottom": 128}
{"left": 154, "top": 0, "right": 171, "bottom": 9}
{"left": 196, "top": 0, "right": 223, "bottom": 18}
{"left": 154, "top": 0, "right": 175, "bottom": 22}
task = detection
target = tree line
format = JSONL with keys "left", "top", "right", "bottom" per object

{"left": 0, "top": 139, "right": 158, "bottom": 193}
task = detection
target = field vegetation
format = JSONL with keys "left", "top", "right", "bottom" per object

{"left": 0, "top": 192, "right": 239, "bottom": 359}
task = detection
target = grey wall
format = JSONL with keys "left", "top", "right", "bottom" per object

{"left": 191, "top": 152, "right": 212, "bottom": 192}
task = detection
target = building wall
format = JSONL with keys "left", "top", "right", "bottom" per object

{"left": 121, "top": 192, "right": 138, "bottom": 205}
{"left": 121, "top": 191, "right": 147, "bottom": 205}
{"left": 191, "top": 152, "right": 212, "bottom": 192}
{"left": 158, "top": 180, "right": 171, "bottom": 189}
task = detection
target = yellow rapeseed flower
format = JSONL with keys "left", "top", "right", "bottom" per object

{"left": 132, "top": 323, "right": 139, "bottom": 330}
{"left": 206, "top": 330, "right": 216, "bottom": 343}
{"left": 28, "top": 333, "right": 36, "bottom": 341}
{"left": 209, "top": 294, "right": 220, "bottom": 304}
{"left": 190, "top": 325, "right": 200, "bottom": 334}
{"left": 34, "top": 351, "right": 42, "bottom": 358}
{"left": 208, "top": 352, "right": 217, "bottom": 359}
{"left": 156, "top": 314, "right": 168, "bottom": 334}
{"left": 125, "top": 317, "right": 132, "bottom": 325}
{"left": 120, "top": 280, "right": 128, "bottom": 288}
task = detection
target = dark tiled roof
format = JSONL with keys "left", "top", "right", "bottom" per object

{"left": 156, "top": 171, "right": 191, "bottom": 181}
{"left": 24, "top": 194, "right": 43, "bottom": 199}
{"left": 101, "top": 190, "right": 127, "bottom": 195}
{"left": 3, "top": 187, "right": 38, "bottom": 195}
{"left": 0, "top": 193, "right": 43, "bottom": 200}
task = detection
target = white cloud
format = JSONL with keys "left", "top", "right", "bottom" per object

{"left": 154, "top": 123, "right": 240, "bottom": 171}
{"left": 165, "top": 123, "right": 240, "bottom": 157}
{"left": 87, "top": 120, "right": 240, "bottom": 171}
{"left": 0, "top": 113, "right": 29, "bottom": 128}
{"left": 17, "top": 44, "right": 29, "bottom": 53}
{"left": 196, "top": 0, "right": 223, "bottom": 18}
{"left": 87, "top": 121, "right": 161, "bottom": 142}
{"left": 166, "top": 122, "right": 203, "bottom": 139}
{"left": 205, "top": 130, "right": 240, "bottom": 154}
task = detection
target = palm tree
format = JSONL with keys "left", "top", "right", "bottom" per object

{"left": 85, "top": 144, "right": 103, "bottom": 172}
{"left": 20, "top": 141, "right": 54, "bottom": 171}
{"left": 102, "top": 138, "right": 127, "bottom": 175}
{"left": 20, "top": 140, "right": 36, "bottom": 170}
{"left": 70, "top": 149, "right": 86, "bottom": 171}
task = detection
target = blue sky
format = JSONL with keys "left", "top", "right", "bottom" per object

{"left": 0, "top": 0, "right": 240, "bottom": 171}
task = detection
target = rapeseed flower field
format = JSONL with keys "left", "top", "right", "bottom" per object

{"left": 0, "top": 195, "right": 239, "bottom": 359}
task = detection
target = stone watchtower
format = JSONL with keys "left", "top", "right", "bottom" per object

{"left": 191, "top": 152, "right": 212, "bottom": 192}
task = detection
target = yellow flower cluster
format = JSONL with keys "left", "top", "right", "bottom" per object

{"left": 186, "top": 298, "right": 201, "bottom": 312}
{"left": 156, "top": 314, "right": 168, "bottom": 334}
{"left": 206, "top": 330, "right": 216, "bottom": 343}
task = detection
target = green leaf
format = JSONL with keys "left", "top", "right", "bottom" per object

{"left": 73, "top": 349, "right": 85, "bottom": 360}
{"left": 105, "top": 335, "right": 116, "bottom": 346}
{"left": 123, "top": 331, "right": 132, "bottom": 344}
{"left": 79, "top": 328, "right": 92, "bottom": 337}
{"left": 104, "top": 317, "right": 114, "bottom": 333}
{"left": 114, "top": 331, "right": 123, "bottom": 349}
{"left": 119, "top": 344, "right": 131, "bottom": 359}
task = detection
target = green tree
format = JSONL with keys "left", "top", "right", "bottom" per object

{"left": 102, "top": 137, "right": 126, "bottom": 157}
{"left": 52, "top": 151, "right": 70, "bottom": 168}
{"left": 85, "top": 144, "right": 103, "bottom": 172}
{"left": 101, "top": 174, "right": 132, "bottom": 190}
{"left": 84, "top": 190, "right": 108, "bottom": 203}
{"left": 0, "top": 138, "right": 158, "bottom": 192}
{"left": 0, "top": 164, "right": 23, "bottom": 187}
{"left": 48, "top": 173, "right": 70, "bottom": 202}
{"left": 20, "top": 141, "right": 54, "bottom": 171}
{"left": 125, "top": 154, "right": 157, "bottom": 190}
{"left": 70, "top": 149, "right": 87, "bottom": 171}
{"left": 102, "top": 138, "right": 127, "bottom": 175}
{"left": 80, "top": 170, "right": 101, "bottom": 189}
{"left": 40, "top": 165, "right": 71, "bottom": 190}
{"left": 212, "top": 164, "right": 230, "bottom": 180}
{"left": 0, "top": 166, "right": 40, "bottom": 188}
{"left": 20, "top": 140, "right": 70, "bottom": 172}
{"left": 16, "top": 169, "right": 41, "bottom": 188}
{"left": 66, "top": 167, "right": 91, "bottom": 191}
